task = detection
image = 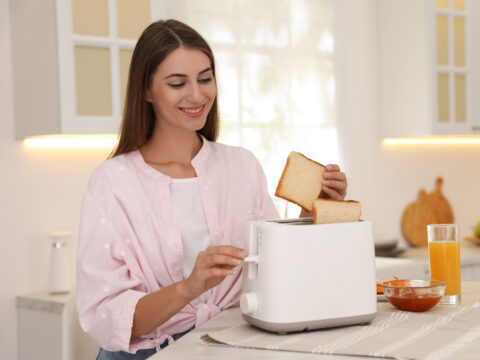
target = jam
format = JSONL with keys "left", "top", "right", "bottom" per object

{"left": 377, "top": 283, "right": 383, "bottom": 294}
{"left": 386, "top": 294, "right": 442, "bottom": 312}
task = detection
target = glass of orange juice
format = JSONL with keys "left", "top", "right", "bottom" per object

{"left": 427, "top": 224, "right": 460, "bottom": 304}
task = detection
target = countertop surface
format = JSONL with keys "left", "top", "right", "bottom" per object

{"left": 375, "top": 241, "right": 480, "bottom": 279}
{"left": 395, "top": 241, "right": 480, "bottom": 263}
{"left": 16, "top": 290, "right": 74, "bottom": 314}
{"left": 151, "top": 282, "right": 480, "bottom": 359}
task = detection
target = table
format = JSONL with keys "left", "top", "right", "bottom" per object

{"left": 150, "top": 282, "right": 480, "bottom": 359}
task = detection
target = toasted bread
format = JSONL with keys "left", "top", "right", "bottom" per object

{"left": 275, "top": 151, "right": 326, "bottom": 211}
{"left": 313, "top": 198, "right": 361, "bottom": 224}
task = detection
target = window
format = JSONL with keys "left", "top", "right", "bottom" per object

{"left": 432, "top": 0, "right": 480, "bottom": 133}
{"left": 161, "top": 0, "right": 338, "bottom": 216}
{"left": 66, "top": 0, "right": 150, "bottom": 130}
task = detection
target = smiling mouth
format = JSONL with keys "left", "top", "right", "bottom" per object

{"left": 180, "top": 105, "right": 205, "bottom": 117}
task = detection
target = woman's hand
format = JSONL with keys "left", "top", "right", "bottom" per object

{"left": 133, "top": 245, "right": 247, "bottom": 337}
{"left": 299, "top": 164, "right": 347, "bottom": 218}
{"left": 320, "top": 164, "right": 347, "bottom": 200}
{"left": 183, "top": 245, "right": 248, "bottom": 300}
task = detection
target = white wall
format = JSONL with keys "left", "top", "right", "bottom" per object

{"left": 0, "top": 1, "right": 109, "bottom": 358}
{"left": 1, "top": 0, "right": 480, "bottom": 358}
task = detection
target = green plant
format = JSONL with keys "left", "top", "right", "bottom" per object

{"left": 475, "top": 221, "right": 480, "bottom": 239}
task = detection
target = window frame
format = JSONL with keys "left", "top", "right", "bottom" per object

{"left": 56, "top": 0, "right": 142, "bottom": 133}
{"left": 429, "top": 0, "right": 480, "bottom": 134}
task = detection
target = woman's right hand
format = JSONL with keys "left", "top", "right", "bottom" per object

{"left": 182, "top": 245, "right": 248, "bottom": 300}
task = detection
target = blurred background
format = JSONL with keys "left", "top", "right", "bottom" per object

{"left": 2, "top": 0, "right": 480, "bottom": 358}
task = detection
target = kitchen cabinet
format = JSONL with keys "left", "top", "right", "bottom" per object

{"left": 10, "top": 0, "right": 151, "bottom": 139}
{"left": 16, "top": 291, "right": 98, "bottom": 360}
{"left": 379, "top": 0, "right": 480, "bottom": 138}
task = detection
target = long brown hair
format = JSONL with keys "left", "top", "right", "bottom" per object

{"left": 109, "top": 19, "right": 219, "bottom": 158}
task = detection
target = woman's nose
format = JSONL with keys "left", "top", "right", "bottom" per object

{"left": 186, "top": 83, "right": 206, "bottom": 103}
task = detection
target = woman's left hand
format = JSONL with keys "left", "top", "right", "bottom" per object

{"left": 320, "top": 164, "right": 347, "bottom": 200}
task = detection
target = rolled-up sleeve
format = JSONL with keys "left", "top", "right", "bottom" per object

{"left": 76, "top": 168, "right": 147, "bottom": 352}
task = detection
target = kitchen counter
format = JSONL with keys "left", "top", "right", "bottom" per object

{"left": 150, "top": 281, "right": 480, "bottom": 359}
{"left": 375, "top": 241, "right": 480, "bottom": 280}
{"left": 396, "top": 240, "right": 480, "bottom": 264}
{"left": 16, "top": 290, "right": 73, "bottom": 314}
{"left": 16, "top": 243, "right": 479, "bottom": 359}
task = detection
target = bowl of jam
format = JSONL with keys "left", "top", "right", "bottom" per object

{"left": 382, "top": 279, "right": 446, "bottom": 312}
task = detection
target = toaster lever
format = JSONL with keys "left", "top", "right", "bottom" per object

{"left": 243, "top": 255, "right": 259, "bottom": 280}
{"left": 243, "top": 255, "right": 259, "bottom": 263}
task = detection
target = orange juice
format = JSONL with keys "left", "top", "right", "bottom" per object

{"left": 428, "top": 241, "right": 460, "bottom": 295}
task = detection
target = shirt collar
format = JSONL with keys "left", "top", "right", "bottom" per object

{"left": 129, "top": 135, "right": 212, "bottom": 180}
{"left": 191, "top": 135, "right": 211, "bottom": 167}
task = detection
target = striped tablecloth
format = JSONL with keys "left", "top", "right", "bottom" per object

{"left": 202, "top": 301, "right": 480, "bottom": 360}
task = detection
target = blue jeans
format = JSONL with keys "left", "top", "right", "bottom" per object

{"left": 96, "top": 327, "right": 193, "bottom": 360}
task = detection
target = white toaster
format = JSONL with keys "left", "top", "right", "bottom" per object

{"left": 240, "top": 218, "right": 377, "bottom": 333}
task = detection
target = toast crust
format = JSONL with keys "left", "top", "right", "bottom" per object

{"left": 313, "top": 199, "right": 360, "bottom": 204}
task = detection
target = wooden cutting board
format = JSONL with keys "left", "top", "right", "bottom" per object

{"left": 465, "top": 236, "right": 480, "bottom": 246}
{"left": 401, "top": 177, "right": 454, "bottom": 247}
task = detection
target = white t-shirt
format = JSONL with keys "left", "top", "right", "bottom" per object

{"left": 170, "top": 177, "right": 211, "bottom": 279}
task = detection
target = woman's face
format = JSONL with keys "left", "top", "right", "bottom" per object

{"left": 147, "top": 47, "right": 217, "bottom": 135}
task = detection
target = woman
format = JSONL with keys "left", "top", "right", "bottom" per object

{"left": 77, "top": 19, "right": 347, "bottom": 359}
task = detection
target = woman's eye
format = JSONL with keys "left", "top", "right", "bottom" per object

{"left": 199, "top": 77, "right": 212, "bottom": 84}
{"left": 168, "top": 83, "right": 185, "bottom": 88}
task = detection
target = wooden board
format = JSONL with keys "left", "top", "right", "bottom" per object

{"left": 465, "top": 236, "right": 480, "bottom": 246}
{"left": 401, "top": 177, "right": 454, "bottom": 247}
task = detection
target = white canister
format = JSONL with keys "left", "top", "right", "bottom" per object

{"left": 49, "top": 231, "right": 72, "bottom": 294}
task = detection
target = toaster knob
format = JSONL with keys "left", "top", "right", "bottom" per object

{"left": 240, "top": 293, "right": 258, "bottom": 314}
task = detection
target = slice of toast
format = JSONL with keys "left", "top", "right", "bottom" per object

{"left": 313, "top": 198, "right": 362, "bottom": 224}
{"left": 275, "top": 151, "right": 326, "bottom": 211}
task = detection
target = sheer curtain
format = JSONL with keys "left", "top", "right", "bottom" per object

{"left": 159, "top": 0, "right": 338, "bottom": 217}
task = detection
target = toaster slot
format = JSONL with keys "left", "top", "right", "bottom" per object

{"left": 267, "top": 217, "right": 313, "bottom": 225}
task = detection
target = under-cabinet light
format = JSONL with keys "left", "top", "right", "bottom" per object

{"left": 383, "top": 136, "right": 480, "bottom": 146}
{"left": 23, "top": 134, "right": 119, "bottom": 149}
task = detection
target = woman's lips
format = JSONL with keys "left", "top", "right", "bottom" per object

{"left": 180, "top": 105, "right": 205, "bottom": 118}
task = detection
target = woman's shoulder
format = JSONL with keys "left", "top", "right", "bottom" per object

{"left": 207, "top": 141, "right": 263, "bottom": 178}
{"left": 93, "top": 152, "right": 132, "bottom": 175}
{"left": 86, "top": 152, "right": 137, "bottom": 190}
